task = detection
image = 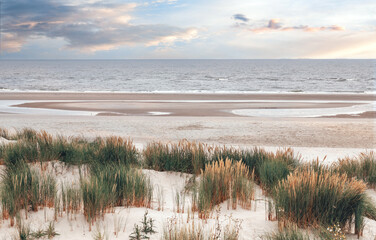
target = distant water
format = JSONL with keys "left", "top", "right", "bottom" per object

{"left": 0, "top": 60, "right": 375, "bottom": 93}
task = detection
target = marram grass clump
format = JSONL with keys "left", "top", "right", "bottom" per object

{"left": 143, "top": 140, "right": 208, "bottom": 174}
{"left": 0, "top": 131, "right": 88, "bottom": 165}
{"left": 60, "top": 183, "right": 82, "bottom": 216}
{"left": 0, "top": 141, "right": 39, "bottom": 165}
{"left": 81, "top": 164, "right": 153, "bottom": 226}
{"left": 196, "top": 159, "right": 254, "bottom": 218}
{"left": 92, "top": 136, "right": 138, "bottom": 166}
{"left": 1, "top": 163, "right": 57, "bottom": 226}
{"left": 259, "top": 159, "right": 290, "bottom": 192}
{"left": 333, "top": 152, "right": 376, "bottom": 188}
{"left": 274, "top": 168, "right": 367, "bottom": 235}
{"left": 1, "top": 129, "right": 139, "bottom": 167}
{"left": 211, "top": 147, "right": 299, "bottom": 191}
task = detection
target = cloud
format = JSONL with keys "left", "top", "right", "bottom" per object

{"left": 1, "top": 0, "right": 197, "bottom": 53}
{"left": 151, "top": 0, "right": 178, "bottom": 4}
{"left": 267, "top": 19, "right": 282, "bottom": 29}
{"left": 233, "top": 14, "right": 249, "bottom": 22}
{"left": 1, "top": 33, "right": 25, "bottom": 52}
{"left": 239, "top": 19, "right": 345, "bottom": 33}
{"left": 49, "top": 24, "right": 198, "bottom": 52}
{"left": 224, "top": 24, "right": 376, "bottom": 59}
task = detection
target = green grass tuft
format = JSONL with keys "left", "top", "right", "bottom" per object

{"left": 1, "top": 159, "right": 56, "bottom": 226}
{"left": 274, "top": 168, "right": 367, "bottom": 235}
{"left": 91, "top": 137, "right": 137, "bottom": 166}
{"left": 143, "top": 141, "right": 208, "bottom": 174}
{"left": 81, "top": 164, "right": 152, "bottom": 225}
{"left": 212, "top": 147, "right": 299, "bottom": 190}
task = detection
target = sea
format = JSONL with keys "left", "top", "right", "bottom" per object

{"left": 0, "top": 59, "right": 375, "bottom": 93}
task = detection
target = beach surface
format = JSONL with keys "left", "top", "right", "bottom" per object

{"left": 0, "top": 92, "right": 376, "bottom": 239}
{"left": 0, "top": 92, "right": 375, "bottom": 161}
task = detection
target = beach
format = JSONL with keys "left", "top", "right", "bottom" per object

{"left": 0, "top": 92, "right": 374, "bottom": 150}
{"left": 0, "top": 92, "right": 375, "bottom": 239}
{"left": 0, "top": 92, "right": 375, "bottom": 165}
{"left": 2, "top": 0, "right": 375, "bottom": 238}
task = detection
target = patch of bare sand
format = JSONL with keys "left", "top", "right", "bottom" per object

{"left": 0, "top": 115, "right": 374, "bottom": 149}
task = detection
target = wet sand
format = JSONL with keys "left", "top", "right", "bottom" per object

{"left": 0, "top": 92, "right": 374, "bottom": 151}
{"left": 14, "top": 101, "right": 366, "bottom": 117}
{"left": 1, "top": 92, "right": 375, "bottom": 117}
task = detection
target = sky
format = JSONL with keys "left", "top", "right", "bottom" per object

{"left": 0, "top": 0, "right": 375, "bottom": 59}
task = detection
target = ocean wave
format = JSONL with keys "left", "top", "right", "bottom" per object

{"left": 0, "top": 89, "right": 375, "bottom": 95}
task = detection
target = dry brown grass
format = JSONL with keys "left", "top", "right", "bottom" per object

{"left": 333, "top": 152, "right": 376, "bottom": 188}
{"left": 274, "top": 168, "right": 367, "bottom": 235}
{"left": 196, "top": 159, "right": 254, "bottom": 219}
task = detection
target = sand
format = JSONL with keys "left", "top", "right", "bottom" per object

{"left": 0, "top": 92, "right": 375, "bottom": 162}
{"left": 0, "top": 137, "right": 16, "bottom": 146}
{"left": 0, "top": 160, "right": 278, "bottom": 240}
{"left": 0, "top": 92, "right": 374, "bottom": 149}
{"left": 0, "top": 92, "right": 375, "bottom": 239}
{"left": 0, "top": 92, "right": 375, "bottom": 118}
{"left": 0, "top": 160, "right": 374, "bottom": 240}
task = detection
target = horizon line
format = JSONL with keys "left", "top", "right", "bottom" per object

{"left": 0, "top": 58, "right": 375, "bottom": 61}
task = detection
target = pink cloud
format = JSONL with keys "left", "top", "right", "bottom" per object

{"left": 248, "top": 19, "right": 345, "bottom": 33}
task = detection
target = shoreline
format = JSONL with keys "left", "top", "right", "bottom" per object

{"left": 1, "top": 91, "right": 375, "bottom": 101}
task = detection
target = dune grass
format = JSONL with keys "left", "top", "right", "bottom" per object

{"left": 0, "top": 129, "right": 139, "bottom": 167}
{"left": 81, "top": 164, "right": 153, "bottom": 225}
{"left": 333, "top": 152, "right": 376, "bottom": 188}
{"left": 35, "top": 130, "right": 60, "bottom": 162}
{"left": 53, "top": 137, "right": 91, "bottom": 165}
{"left": 91, "top": 136, "right": 138, "bottom": 166}
{"left": 0, "top": 131, "right": 83, "bottom": 165}
{"left": 259, "top": 160, "right": 290, "bottom": 192}
{"left": 1, "top": 159, "right": 57, "bottom": 226}
{"left": 162, "top": 217, "right": 208, "bottom": 240}
{"left": 143, "top": 140, "right": 208, "bottom": 174}
{"left": 162, "top": 212, "right": 242, "bottom": 240}
{"left": 1, "top": 127, "right": 376, "bottom": 238}
{"left": 61, "top": 183, "right": 82, "bottom": 216}
{"left": 52, "top": 136, "right": 138, "bottom": 166}
{"left": 0, "top": 141, "right": 39, "bottom": 166}
{"left": 16, "top": 128, "right": 39, "bottom": 141}
{"left": 195, "top": 159, "right": 254, "bottom": 218}
{"left": 143, "top": 142, "right": 299, "bottom": 192}
{"left": 274, "top": 167, "right": 367, "bottom": 236}
{"left": 211, "top": 147, "right": 299, "bottom": 191}
{"left": 261, "top": 229, "right": 310, "bottom": 240}
{"left": 0, "top": 127, "right": 14, "bottom": 140}
{"left": 162, "top": 222, "right": 205, "bottom": 240}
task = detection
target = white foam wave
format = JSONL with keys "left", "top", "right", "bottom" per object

{"left": 148, "top": 111, "right": 171, "bottom": 116}
{"left": 1, "top": 89, "right": 376, "bottom": 95}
